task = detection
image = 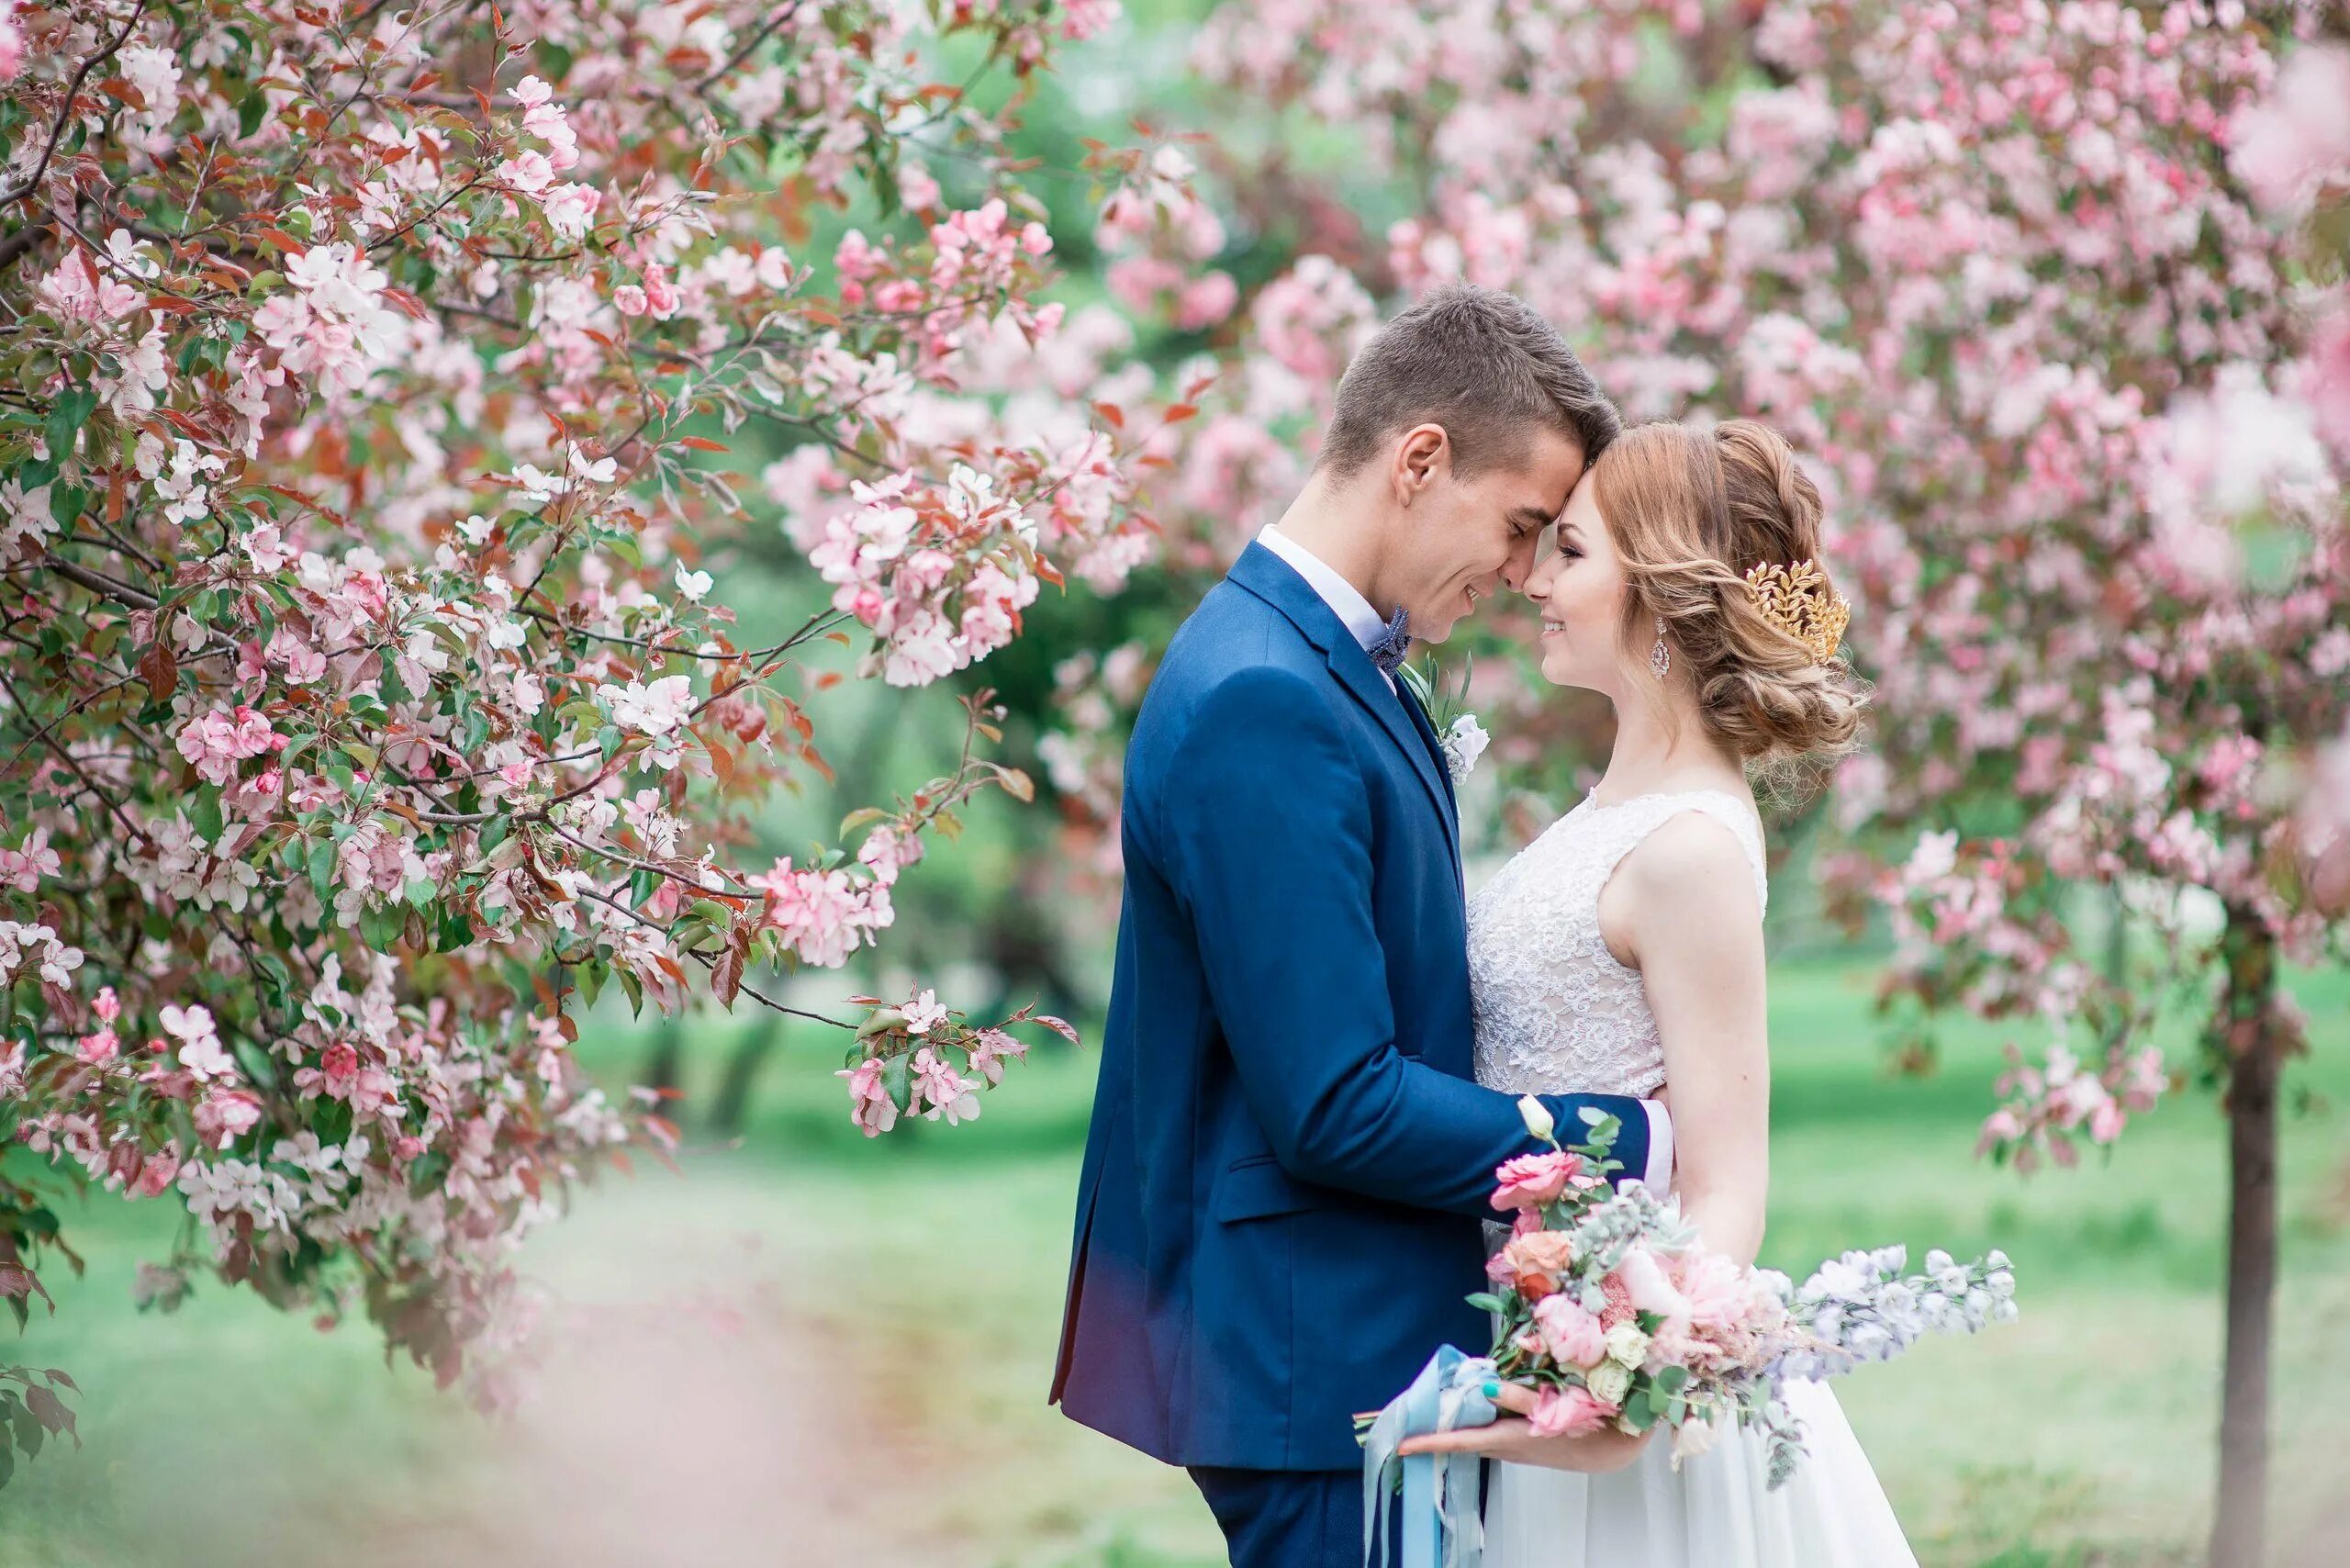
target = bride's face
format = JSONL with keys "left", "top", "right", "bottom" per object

{"left": 1523, "top": 476, "right": 1635, "bottom": 693}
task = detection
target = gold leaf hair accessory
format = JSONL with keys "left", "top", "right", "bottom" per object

{"left": 1741, "top": 559, "right": 1851, "bottom": 665}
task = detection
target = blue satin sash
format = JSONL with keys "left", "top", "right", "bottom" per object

{"left": 1360, "top": 1345, "right": 1500, "bottom": 1568}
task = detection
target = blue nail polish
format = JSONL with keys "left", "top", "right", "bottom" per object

{"left": 1483, "top": 1381, "right": 1501, "bottom": 1398}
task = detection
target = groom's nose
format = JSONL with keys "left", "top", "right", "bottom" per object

{"left": 1500, "top": 532, "right": 1540, "bottom": 592}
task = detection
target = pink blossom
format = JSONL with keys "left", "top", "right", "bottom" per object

{"left": 173, "top": 705, "right": 279, "bottom": 785}
{"left": 964, "top": 1028, "right": 1026, "bottom": 1085}
{"left": 542, "top": 183, "right": 600, "bottom": 240}
{"left": 911, "top": 1046, "right": 980, "bottom": 1125}
{"left": 902, "top": 989, "right": 948, "bottom": 1035}
{"left": 195, "top": 1088, "right": 263, "bottom": 1149}
{"left": 1175, "top": 271, "right": 1238, "bottom": 331}
{"left": 836, "top": 1057, "right": 899, "bottom": 1137}
{"left": 1, "top": 827, "right": 60, "bottom": 891}
{"left": 2229, "top": 45, "right": 2350, "bottom": 216}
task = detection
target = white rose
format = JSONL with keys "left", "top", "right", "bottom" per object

{"left": 1604, "top": 1323, "right": 1650, "bottom": 1368}
{"left": 1517, "top": 1094, "right": 1555, "bottom": 1143}
{"left": 1586, "top": 1361, "right": 1633, "bottom": 1406}
{"left": 1672, "top": 1413, "right": 1722, "bottom": 1462}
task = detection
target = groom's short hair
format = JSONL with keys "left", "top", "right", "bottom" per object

{"left": 1316, "top": 282, "right": 1621, "bottom": 483}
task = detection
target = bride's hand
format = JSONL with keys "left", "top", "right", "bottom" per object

{"left": 1393, "top": 1383, "right": 1654, "bottom": 1474}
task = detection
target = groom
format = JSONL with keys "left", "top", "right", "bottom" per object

{"left": 1050, "top": 284, "right": 1672, "bottom": 1566}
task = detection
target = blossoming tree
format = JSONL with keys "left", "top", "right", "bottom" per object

{"left": 1079, "top": 3, "right": 2345, "bottom": 1562}
{"left": 0, "top": 0, "right": 1190, "bottom": 1483}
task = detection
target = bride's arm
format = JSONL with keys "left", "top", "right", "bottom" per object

{"left": 1610, "top": 812, "right": 1771, "bottom": 1266}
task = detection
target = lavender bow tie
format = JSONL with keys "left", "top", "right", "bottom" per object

{"left": 1367, "top": 606, "right": 1413, "bottom": 675}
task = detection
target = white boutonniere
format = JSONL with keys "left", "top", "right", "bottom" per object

{"left": 1440, "top": 713, "right": 1488, "bottom": 784}
{"left": 1398, "top": 655, "right": 1485, "bottom": 785}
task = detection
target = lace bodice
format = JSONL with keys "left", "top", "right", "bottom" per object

{"left": 1469, "top": 790, "right": 1768, "bottom": 1099}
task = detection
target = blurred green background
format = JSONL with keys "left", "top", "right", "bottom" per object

{"left": 6, "top": 4, "right": 2349, "bottom": 1564}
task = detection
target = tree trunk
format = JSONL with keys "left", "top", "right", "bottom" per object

{"left": 707, "top": 1018, "right": 781, "bottom": 1139}
{"left": 638, "top": 1017, "right": 686, "bottom": 1102}
{"left": 2209, "top": 908, "right": 2281, "bottom": 1568}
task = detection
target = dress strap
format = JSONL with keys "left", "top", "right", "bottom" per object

{"left": 1586, "top": 790, "right": 1769, "bottom": 914}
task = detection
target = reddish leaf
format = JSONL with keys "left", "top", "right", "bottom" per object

{"left": 138, "top": 629, "right": 179, "bottom": 701}
{"left": 24, "top": 1383, "right": 75, "bottom": 1441}
{"left": 711, "top": 924, "right": 749, "bottom": 1006}
{"left": 677, "top": 436, "right": 730, "bottom": 453}
{"left": 1034, "top": 1014, "right": 1083, "bottom": 1047}
{"left": 0, "top": 1262, "right": 52, "bottom": 1312}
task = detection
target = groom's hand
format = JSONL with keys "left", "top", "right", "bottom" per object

{"left": 1394, "top": 1383, "right": 1655, "bottom": 1474}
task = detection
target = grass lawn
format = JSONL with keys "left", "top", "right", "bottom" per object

{"left": 4, "top": 957, "right": 2348, "bottom": 1566}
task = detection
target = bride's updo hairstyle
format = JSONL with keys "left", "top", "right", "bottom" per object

{"left": 1589, "top": 419, "right": 1870, "bottom": 775}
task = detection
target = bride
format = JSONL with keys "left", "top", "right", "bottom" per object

{"left": 1402, "top": 418, "right": 1912, "bottom": 1566}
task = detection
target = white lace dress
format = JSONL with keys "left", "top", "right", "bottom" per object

{"left": 1466, "top": 789, "right": 1918, "bottom": 1568}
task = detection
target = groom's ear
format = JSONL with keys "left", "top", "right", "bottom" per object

{"left": 1392, "top": 422, "right": 1452, "bottom": 508}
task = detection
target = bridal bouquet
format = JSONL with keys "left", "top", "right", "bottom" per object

{"left": 1464, "top": 1098, "right": 2016, "bottom": 1485}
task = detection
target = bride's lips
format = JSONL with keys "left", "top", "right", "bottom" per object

{"left": 1539, "top": 617, "right": 1566, "bottom": 639}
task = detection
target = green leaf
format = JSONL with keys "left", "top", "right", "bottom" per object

{"left": 189, "top": 791, "right": 224, "bottom": 845}
{"left": 1463, "top": 1292, "right": 1508, "bottom": 1316}
{"left": 1654, "top": 1364, "right": 1689, "bottom": 1396}
{"left": 49, "top": 485, "right": 86, "bottom": 531}
{"left": 238, "top": 91, "right": 267, "bottom": 138}
{"left": 307, "top": 837, "right": 337, "bottom": 900}
{"left": 880, "top": 1052, "right": 913, "bottom": 1114}
{"left": 358, "top": 902, "right": 404, "bottom": 952}
{"left": 44, "top": 386, "right": 97, "bottom": 458}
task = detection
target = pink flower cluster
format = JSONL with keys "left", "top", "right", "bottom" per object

{"left": 748, "top": 857, "right": 895, "bottom": 969}
{"left": 833, "top": 991, "right": 1049, "bottom": 1137}
{"left": 808, "top": 466, "right": 1044, "bottom": 688}
{"left": 173, "top": 704, "right": 283, "bottom": 786}
{"left": 1978, "top": 1042, "right": 2170, "bottom": 1172}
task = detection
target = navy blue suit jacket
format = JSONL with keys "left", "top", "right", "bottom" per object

{"left": 1050, "top": 543, "right": 1653, "bottom": 1472}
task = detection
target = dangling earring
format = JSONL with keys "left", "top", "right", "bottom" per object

{"left": 1649, "top": 616, "right": 1671, "bottom": 678}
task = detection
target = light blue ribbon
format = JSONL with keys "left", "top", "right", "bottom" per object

{"left": 1360, "top": 1345, "right": 1500, "bottom": 1568}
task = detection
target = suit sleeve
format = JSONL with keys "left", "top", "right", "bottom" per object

{"left": 1161, "top": 666, "right": 1651, "bottom": 1219}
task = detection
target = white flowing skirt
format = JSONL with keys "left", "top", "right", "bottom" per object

{"left": 1482, "top": 1376, "right": 1917, "bottom": 1568}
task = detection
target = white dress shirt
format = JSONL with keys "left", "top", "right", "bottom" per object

{"left": 1258, "top": 524, "right": 1395, "bottom": 690}
{"left": 1249, "top": 526, "right": 1675, "bottom": 1189}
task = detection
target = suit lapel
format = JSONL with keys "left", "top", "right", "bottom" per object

{"left": 1227, "top": 544, "right": 1463, "bottom": 882}
{"left": 1395, "top": 678, "right": 1460, "bottom": 838}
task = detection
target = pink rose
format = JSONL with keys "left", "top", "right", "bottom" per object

{"left": 1531, "top": 1294, "right": 1608, "bottom": 1370}
{"left": 1491, "top": 1150, "right": 1581, "bottom": 1211}
{"left": 1528, "top": 1383, "right": 1616, "bottom": 1438}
